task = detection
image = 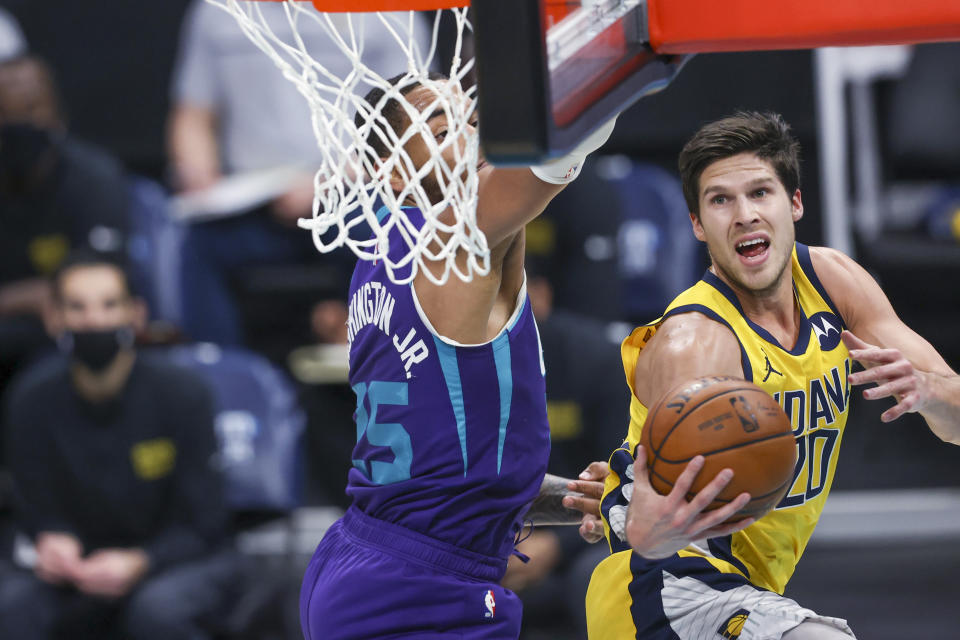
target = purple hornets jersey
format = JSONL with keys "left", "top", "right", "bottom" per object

{"left": 344, "top": 208, "right": 551, "bottom": 563}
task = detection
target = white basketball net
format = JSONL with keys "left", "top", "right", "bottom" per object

{"left": 207, "top": 0, "right": 489, "bottom": 284}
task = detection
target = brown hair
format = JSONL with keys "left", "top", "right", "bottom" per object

{"left": 678, "top": 111, "right": 800, "bottom": 218}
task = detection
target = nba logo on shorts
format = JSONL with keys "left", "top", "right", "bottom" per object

{"left": 482, "top": 589, "right": 496, "bottom": 619}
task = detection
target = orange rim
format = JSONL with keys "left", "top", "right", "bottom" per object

{"left": 310, "top": 0, "right": 469, "bottom": 10}
{"left": 647, "top": 0, "right": 960, "bottom": 53}
{"left": 249, "top": 0, "right": 469, "bottom": 10}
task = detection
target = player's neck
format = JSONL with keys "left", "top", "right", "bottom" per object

{"left": 714, "top": 266, "right": 801, "bottom": 348}
{"left": 745, "top": 292, "right": 802, "bottom": 349}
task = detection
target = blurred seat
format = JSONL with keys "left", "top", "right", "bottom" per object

{"left": 600, "top": 157, "right": 703, "bottom": 322}
{"left": 166, "top": 343, "right": 306, "bottom": 639}
{"left": 166, "top": 342, "right": 305, "bottom": 521}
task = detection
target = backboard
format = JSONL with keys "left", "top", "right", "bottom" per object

{"left": 472, "top": 0, "right": 686, "bottom": 164}
{"left": 472, "top": 0, "right": 960, "bottom": 164}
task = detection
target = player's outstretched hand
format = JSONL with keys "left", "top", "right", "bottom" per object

{"left": 563, "top": 461, "right": 608, "bottom": 544}
{"left": 625, "top": 446, "right": 754, "bottom": 559}
{"left": 843, "top": 330, "right": 929, "bottom": 422}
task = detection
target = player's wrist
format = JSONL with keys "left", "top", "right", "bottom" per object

{"left": 529, "top": 115, "right": 618, "bottom": 185}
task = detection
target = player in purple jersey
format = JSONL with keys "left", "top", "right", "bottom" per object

{"left": 299, "top": 73, "right": 618, "bottom": 639}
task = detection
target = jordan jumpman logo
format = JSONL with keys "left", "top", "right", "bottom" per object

{"left": 762, "top": 348, "right": 782, "bottom": 382}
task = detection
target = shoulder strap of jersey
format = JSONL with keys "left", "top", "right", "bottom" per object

{"left": 621, "top": 277, "right": 755, "bottom": 391}
{"left": 793, "top": 242, "right": 845, "bottom": 325}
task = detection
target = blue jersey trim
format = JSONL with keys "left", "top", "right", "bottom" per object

{"left": 662, "top": 304, "right": 754, "bottom": 383}
{"left": 707, "top": 535, "right": 751, "bottom": 578}
{"left": 433, "top": 336, "right": 469, "bottom": 477}
{"left": 701, "top": 270, "right": 811, "bottom": 357}
{"left": 376, "top": 204, "right": 421, "bottom": 225}
{"left": 794, "top": 243, "right": 844, "bottom": 322}
{"left": 602, "top": 442, "right": 636, "bottom": 554}
{"left": 492, "top": 333, "right": 513, "bottom": 475}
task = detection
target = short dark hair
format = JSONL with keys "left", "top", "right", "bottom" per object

{"left": 678, "top": 111, "right": 801, "bottom": 217}
{"left": 51, "top": 249, "right": 134, "bottom": 301}
{"left": 355, "top": 72, "right": 449, "bottom": 169}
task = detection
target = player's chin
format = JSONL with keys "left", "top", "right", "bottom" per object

{"left": 736, "top": 261, "right": 785, "bottom": 293}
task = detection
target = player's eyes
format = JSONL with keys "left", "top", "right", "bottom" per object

{"left": 435, "top": 129, "right": 448, "bottom": 142}
{"left": 753, "top": 188, "right": 767, "bottom": 198}
{"left": 711, "top": 195, "right": 727, "bottom": 205}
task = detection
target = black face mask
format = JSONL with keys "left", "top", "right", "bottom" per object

{"left": 60, "top": 327, "right": 135, "bottom": 372}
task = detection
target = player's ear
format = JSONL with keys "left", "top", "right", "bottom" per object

{"left": 378, "top": 155, "right": 410, "bottom": 195}
{"left": 690, "top": 212, "right": 706, "bottom": 241}
{"left": 791, "top": 189, "right": 804, "bottom": 222}
{"left": 386, "top": 160, "right": 405, "bottom": 194}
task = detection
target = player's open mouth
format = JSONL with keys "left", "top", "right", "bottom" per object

{"left": 735, "top": 235, "right": 770, "bottom": 264}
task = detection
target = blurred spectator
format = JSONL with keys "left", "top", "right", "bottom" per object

{"left": 0, "top": 251, "right": 239, "bottom": 640}
{"left": 503, "top": 255, "right": 630, "bottom": 639}
{"left": 168, "top": 1, "right": 427, "bottom": 349}
{"left": 0, "top": 8, "right": 25, "bottom": 61}
{"left": 0, "top": 56, "right": 129, "bottom": 394}
{"left": 533, "top": 156, "right": 702, "bottom": 326}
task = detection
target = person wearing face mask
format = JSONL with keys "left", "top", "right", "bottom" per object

{"left": 0, "top": 251, "right": 240, "bottom": 640}
{"left": 0, "top": 55, "right": 129, "bottom": 398}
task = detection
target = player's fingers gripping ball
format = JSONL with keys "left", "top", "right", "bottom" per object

{"left": 640, "top": 376, "right": 797, "bottom": 522}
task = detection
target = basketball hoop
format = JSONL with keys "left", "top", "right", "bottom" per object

{"left": 207, "top": 0, "right": 486, "bottom": 285}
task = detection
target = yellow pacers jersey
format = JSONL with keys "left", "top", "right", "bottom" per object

{"left": 588, "top": 243, "right": 851, "bottom": 637}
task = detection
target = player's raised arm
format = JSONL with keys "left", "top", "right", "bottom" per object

{"left": 412, "top": 107, "right": 616, "bottom": 344}
{"left": 475, "top": 117, "right": 617, "bottom": 250}
{"left": 812, "top": 246, "right": 960, "bottom": 443}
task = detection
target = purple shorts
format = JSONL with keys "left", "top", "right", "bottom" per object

{"left": 300, "top": 506, "right": 522, "bottom": 639}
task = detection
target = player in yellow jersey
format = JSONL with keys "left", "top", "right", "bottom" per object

{"left": 585, "top": 112, "right": 960, "bottom": 640}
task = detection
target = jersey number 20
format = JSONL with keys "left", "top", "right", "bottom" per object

{"left": 778, "top": 428, "right": 839, "bottom": 508}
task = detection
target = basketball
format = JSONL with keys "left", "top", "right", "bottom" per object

{"left": 641, "top": 376, "right": 797, "bottom": 522}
